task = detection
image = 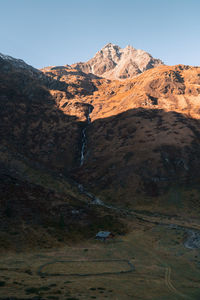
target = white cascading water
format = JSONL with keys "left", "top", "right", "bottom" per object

{"left": 80, "top": 106, "right": 93, "bottom": 166}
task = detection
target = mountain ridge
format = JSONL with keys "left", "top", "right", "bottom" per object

{"left": 72, "top": 43, "right": 164, "bottom": 79}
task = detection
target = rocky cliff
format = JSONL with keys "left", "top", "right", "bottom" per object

{"left": 72, "top": 43, "right": 163, "bottom": 79}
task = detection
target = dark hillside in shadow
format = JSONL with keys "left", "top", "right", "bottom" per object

{"left": 74, "top": 107, "right": 200, "bottom": 215}
{"left": 0, "top": 58, "right": 83, "bottom": 173}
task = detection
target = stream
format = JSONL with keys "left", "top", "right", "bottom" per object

{"left": 184, "top": 229, "right": 200, "bottom": 249}
{"left": 76, "top": 181, "right": 200, "bottom": 250}
{"left": 80, "top": 106, "right": 93, "bottom": 166}
{"left": 77, "top": 106, "right": 200, "bottom": 249}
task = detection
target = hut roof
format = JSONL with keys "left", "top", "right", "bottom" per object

{"left": 96, "top": 231, "right": 111, "bottom": 238}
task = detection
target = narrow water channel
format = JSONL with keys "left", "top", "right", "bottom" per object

{"left": 80, "top": 105, "right": 93, "bottom": 166}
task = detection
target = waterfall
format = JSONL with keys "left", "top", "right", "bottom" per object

{"left": 80, "top": 106, "right": 93, "bottom": 166}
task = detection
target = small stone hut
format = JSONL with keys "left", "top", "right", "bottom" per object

{"left": 95, "top": 231, "right": 114, "bottom": 241}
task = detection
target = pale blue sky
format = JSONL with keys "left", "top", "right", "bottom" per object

{"left": 1, "top": 0, "right": 200, "bottom": 68}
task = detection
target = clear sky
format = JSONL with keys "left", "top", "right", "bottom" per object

{"left": 1, "top": 0, "right": 200, "bottom": 68}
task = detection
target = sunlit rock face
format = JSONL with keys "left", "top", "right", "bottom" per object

{"left": 72, "top": 43, "right": 163, "bottom": 79}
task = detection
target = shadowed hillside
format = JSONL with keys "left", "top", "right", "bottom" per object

{"left": 74, "top": 108, "right": 200, "bottom": 216}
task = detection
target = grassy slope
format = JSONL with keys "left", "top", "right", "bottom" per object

{"left": 0, "top": 146, "right": 127, "bottom": 251}
{"left": 0, "top": 218, "right": 200, "bottom": 299}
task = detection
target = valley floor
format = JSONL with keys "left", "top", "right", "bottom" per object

{"left": 0, "top": 215, "right": 200, "bottom": 300}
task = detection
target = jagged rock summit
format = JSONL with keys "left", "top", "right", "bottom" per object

{"left": 72, "top": 43, "right": 163, "bottom": 79}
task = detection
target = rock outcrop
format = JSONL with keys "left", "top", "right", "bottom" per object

{"left": 72, "top": 43, "right": 163, "bottom": 79}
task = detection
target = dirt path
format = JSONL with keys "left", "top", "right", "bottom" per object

{"left": 37, "top": 259, "right": 135, "bottom": 277}
{"left": 165, "top": 266, "right": 191, "bottom": 299}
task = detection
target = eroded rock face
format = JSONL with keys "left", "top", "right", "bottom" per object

{"left": 72, "top": 43, "right": 163, "bottom": 79}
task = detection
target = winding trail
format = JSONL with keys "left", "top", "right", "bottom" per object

{"left": 165, "top": 266, "right": 191, "bottom": 299}
{"left": 72, "top": 183, "right": 200, "bottom": 298}
{"left": 75, "top": 139, "right": 200, "bottom": 299}
{"left": 37, "top": 259, "right": 135, "bottom": 277}
{"left": 165, "top": 267, "right": 177, "bottom": 295}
